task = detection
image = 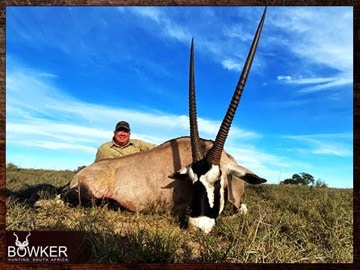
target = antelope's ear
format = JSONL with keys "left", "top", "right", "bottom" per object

{"left": 228, "top": 164, "right": 267, "bottom": 184}
{"left": 168, "top": 166, "right": 190, "bottom": 180}
{"left": 242, "top": 173, "right": 267, "bottom": 184}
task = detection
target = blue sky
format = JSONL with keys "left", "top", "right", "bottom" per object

{"left": 6, "top": 6, "right": 353, "bottom": 188}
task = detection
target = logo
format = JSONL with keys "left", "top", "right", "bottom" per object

{"left": 14, "top": 232, "right": 31, "bottom": 251}
{"left": 7, "top": 231, "right": 69, "bottom": 263}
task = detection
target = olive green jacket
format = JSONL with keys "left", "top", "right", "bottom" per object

{"left": 95, "top": 139, "right": 156, "bottom": 162}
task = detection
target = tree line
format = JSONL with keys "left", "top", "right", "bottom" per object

{"left": 280, "top": 172, "right": 327, "bottom": 188}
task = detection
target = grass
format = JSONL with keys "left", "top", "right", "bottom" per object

{"left": 5, "top": 164, "right": 353, "bottom": 263}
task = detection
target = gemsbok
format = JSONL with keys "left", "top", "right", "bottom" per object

{"left": 62, "top": 7, "right": 267, "bottom": 233}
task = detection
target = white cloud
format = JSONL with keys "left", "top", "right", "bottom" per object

{"left": 131, "top": 7, "right": 354, "bottom": 93}
{"left": 6, "top": 64, "right": 263, "bottom": 160}
{"left": 297, "top": 77, "right": 353, "bottom": 94}
{"left": 276, "top": 74, "right": 352, "bottom": 93}
{"left": 126, "top": 7, "right": 190, "bottom": 43}
{"left": 283, "top": 133, "right": 353, "bottom": 157}
{"left": 5, "top": 65, "right": 353, "bottom": 187}
{"left": 222, "top": 59, "right": 242, "bottom": 72}
{"left": 22, "top": 141, "right": 96, "bottom": 153}
{"left": 271, "top": 7, "right": 353, "bottom": 93}
{"left": 277, "top": 75, "right": 292, "bottom": 81}
{"left": 130, "top": 7, "right": 161, "bottom": 23}
{"left": 270, "top": 7, "right": 352, "bottom": 69}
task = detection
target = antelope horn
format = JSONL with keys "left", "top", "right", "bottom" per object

{"left": 13, "top": 232, "right": 19, "bottom": 242}
{"left": 207, "top": 7, "right": 267, "bottom": 165}
{"left": 189, "top": 38, "right": 203, "bottom": 162}
{"left": 25, "top": 232, "right": 31, "bottom": 241}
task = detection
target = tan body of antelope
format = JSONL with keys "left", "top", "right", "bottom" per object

{"left": 62, "top": 8, "right": 267, "bottom": 233}
{"left": 63, "top": 136, "right": 264, "bottom": 226}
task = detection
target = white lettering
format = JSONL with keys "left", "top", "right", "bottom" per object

{"left": 7, "top": 246, "right": 16, "bottom": 257}
{"left": 32, "top": 257, "right": 49, "bottom": 262}
{"left": 59, "top": 246, "right": 68, "bottom": 257}
{"left": 7, "top": 257, "right": 29, "bottom": 262}
{"left": 40, "top": 246, "right": 49, "bottom": 257}
{"left": 27, "top": 245, "right": 40, "bottom": 257}
{"left": 16, "top": 248, "right": 27, "bottom": 258}
{"left": 51, "top": 257, "right": 69, "bottom": 262}
{"left": 49, "top": 246, "right": 58, "bottom": 257}
{"left": 8, "top": 245, "right": 69, "bottom": 259}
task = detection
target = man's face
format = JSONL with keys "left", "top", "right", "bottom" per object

{"left": 113, "top": 128, "right": 130, "bottom": 146}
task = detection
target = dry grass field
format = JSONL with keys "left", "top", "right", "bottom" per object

{"left": 5, "top": 164, "right": 353, "bottom": 263}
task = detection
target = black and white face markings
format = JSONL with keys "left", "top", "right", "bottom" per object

{"left": 186, "top": 159, "right": 226, "bottom": 233}
{"left": 177, "top": 8, "right": 267, "bottom": 233}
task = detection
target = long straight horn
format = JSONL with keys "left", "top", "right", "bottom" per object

{"left": 189, "top": 38, "right": 203, "bottom": 162}
{"left": 207, "top": 7, "right": 267, "bottom": 165}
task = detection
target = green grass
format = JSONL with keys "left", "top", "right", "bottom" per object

{"left": 5, "top": 165, "right": 353, "bottom": 263}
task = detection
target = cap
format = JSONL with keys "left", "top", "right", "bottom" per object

{"left": 115, "top": 121, "right": 130, "bottom": 131}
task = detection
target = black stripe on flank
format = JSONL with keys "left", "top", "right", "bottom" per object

{"left": 190, "top": 179, "right": 221, "bottom": 219}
